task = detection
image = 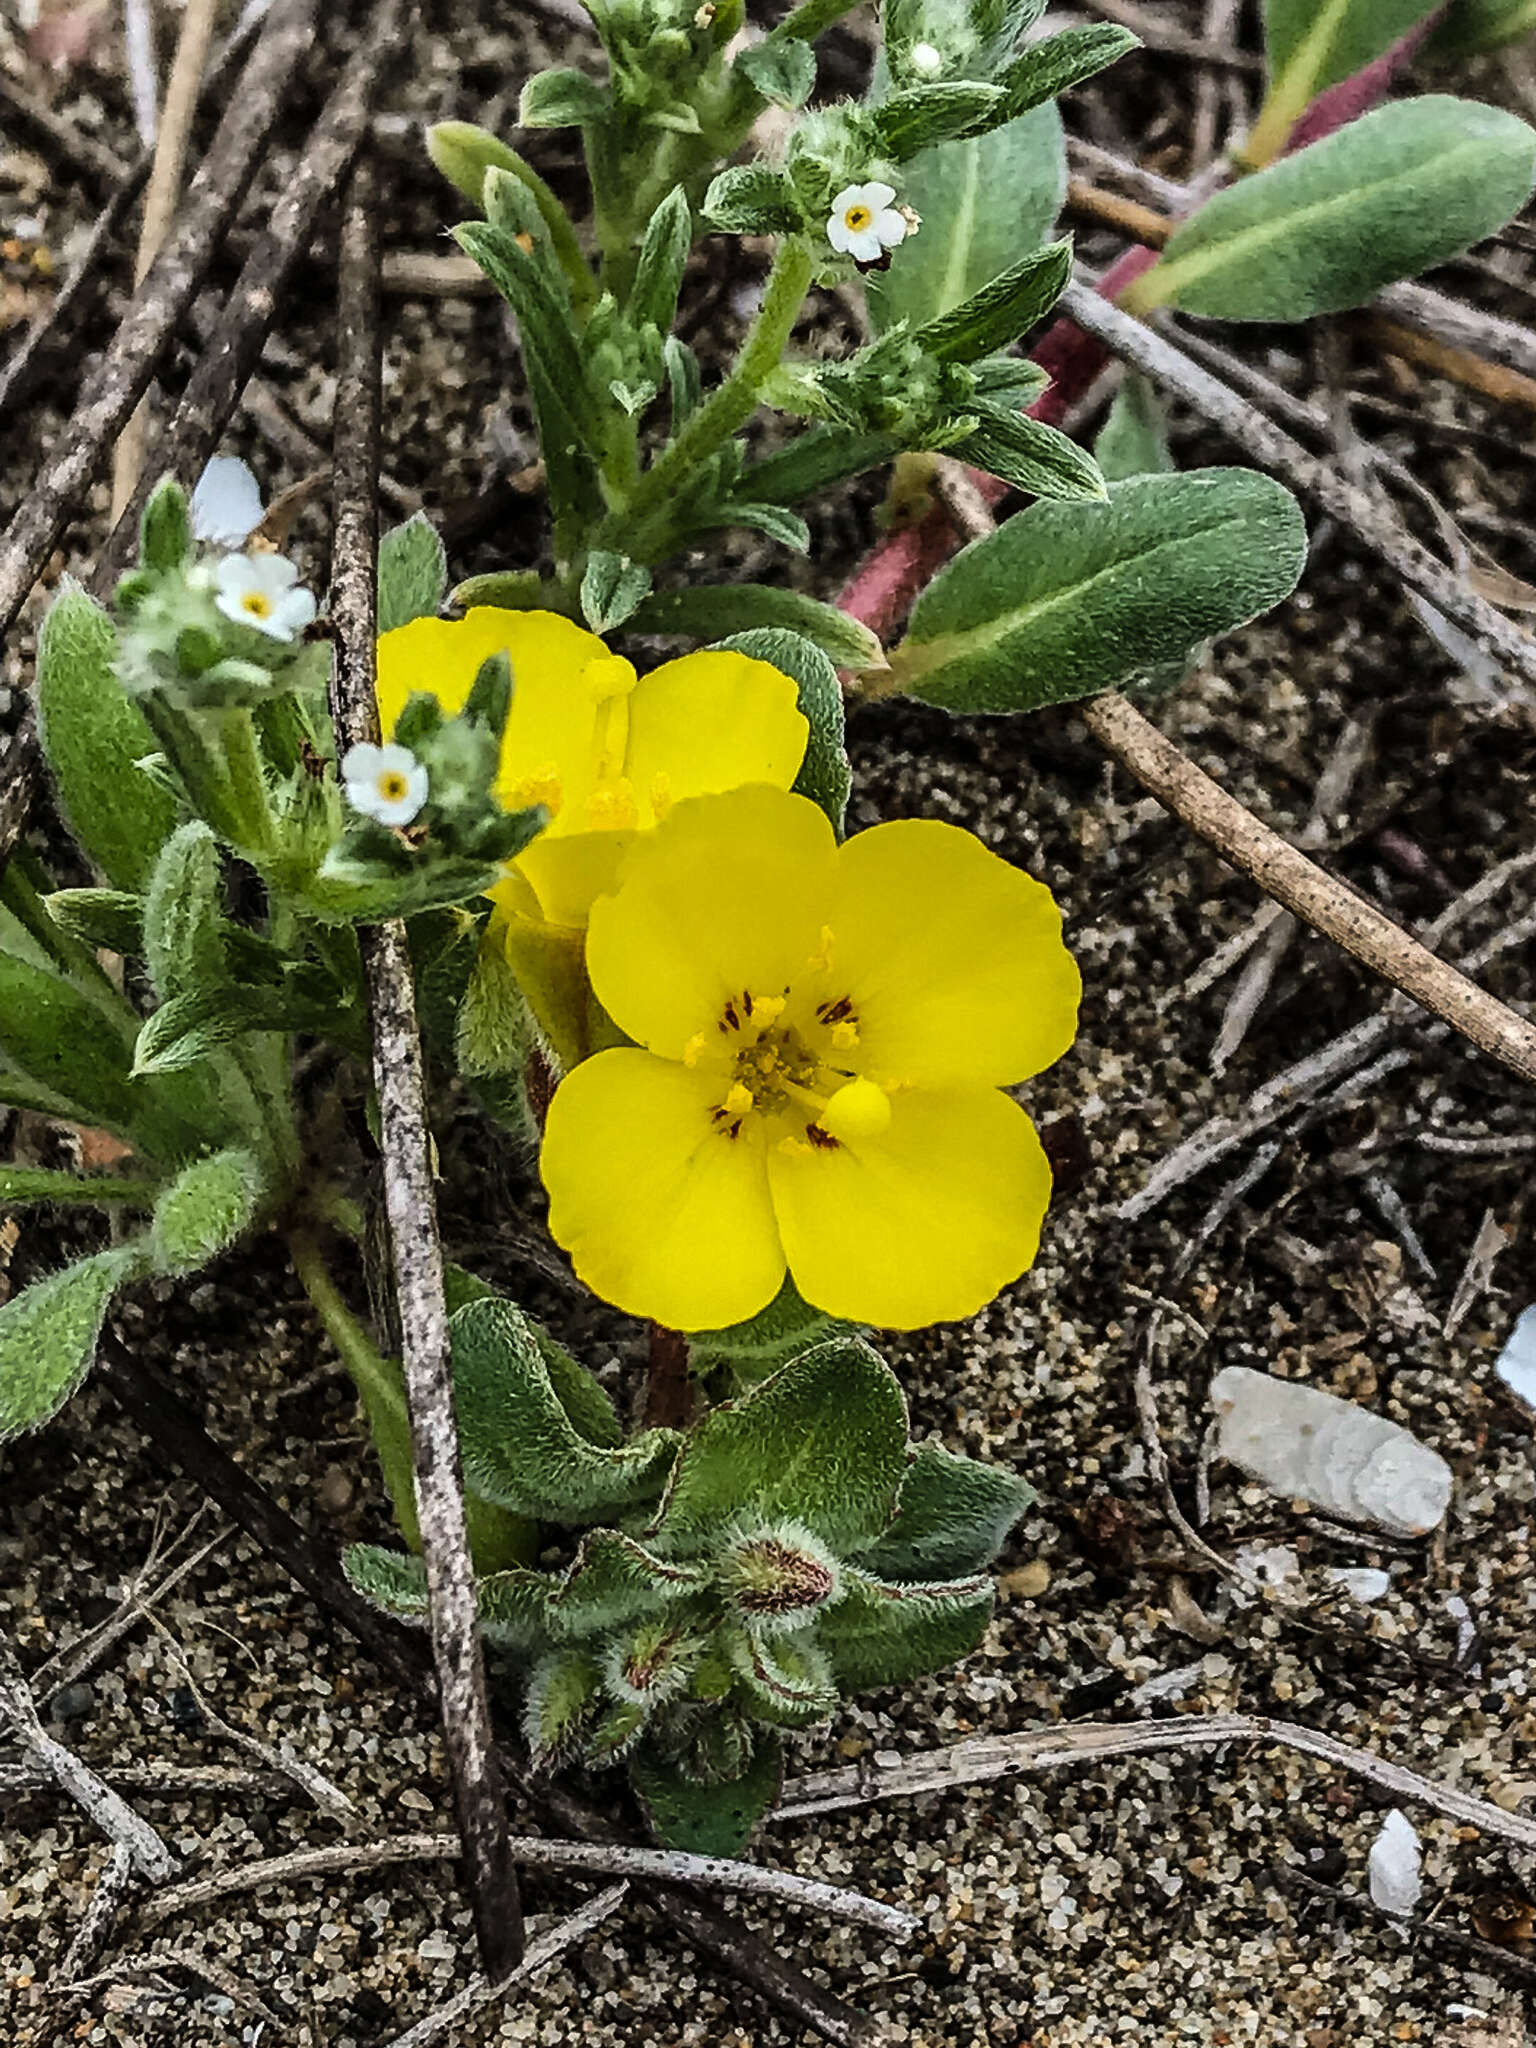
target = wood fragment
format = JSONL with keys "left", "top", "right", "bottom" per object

{"left": 1358, "top": 313, "right": 1536, "bottom": 423}
{"left": 55, "top": 1842, "right": 138, "bottom": 1987}
{"left": 327, "top": 157, "right": 525, "bottom": 1986}
{"left": 144, "top": 1830, "right": 918, "bottom": 1936}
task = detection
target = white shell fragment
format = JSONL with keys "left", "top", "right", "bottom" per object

{"left": 1325, "top": 1566, "right": 1392, "bottom": 1604}
{"left": 1209, "top": 1367, "right": 1452, "bottom": 1538}
{"left": 1367, "top": 1808, "right": 1422, "bottom": 1917}
{"left": 1495, "top": 1305, "right": 1536, "bottom": 1411}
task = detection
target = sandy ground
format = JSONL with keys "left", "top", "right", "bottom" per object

{"left": 3, "top": 3, "right": 1536, "bottom": 2043}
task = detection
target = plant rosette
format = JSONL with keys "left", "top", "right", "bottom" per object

{"left": 375, "top": 609, "right": 810, "bottom": 1066}
{"left": 540, "top": 782, "right": 1080, "bottom": 1331}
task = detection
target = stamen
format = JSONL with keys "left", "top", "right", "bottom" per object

{"left": 585, "top": 779, "right": 638, "bottom": 830}
{"left": 831, "top": 1019, "right": 859, "bottom": 1051}
{"left": 819, "top": 1076, "right": 891, "bottom": 1143}
{"left": 507, "top": 763, "right": 564, "bottom": 816}
{"left": 723, "top": 1081, "right": 754, "bottom": 1118}
{"left": 682, "top": 1032, "right": 708, "bottom": 1069}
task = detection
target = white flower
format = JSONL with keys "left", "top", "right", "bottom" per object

{"left": 826, "top": 181, "right": 908, "bottom": 264}
{"left": 910, "top": 40, "right": 943, "bottom": 77}
{"left": 213, "top": 553, "right": 317, "bottom": 641}
{"left": 341, "top": 742, "right": 430, "bottom": 828}
{"left": 191, "top": 456, "right": 265, "bottom": 547}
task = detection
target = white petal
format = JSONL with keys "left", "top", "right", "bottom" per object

{"left": 247, "top": 553, "right": 300, "bottom": 595}
{"left": 341, "top": 743, "right": 385, "bottom": 781}
{"left": 864, "top": 181, "right": 896, "bottom": 208}
{"left": 829, "top": 184, "right": 864, "bottom": 215}
{"left": 375, "top": 743, "right": 420, "bottom": 779}
{"left": 190, "top": 456, "right": 264, "bottom": 546}
{"left": 214, "top": 553, "right": 257, "bottom": 597}
{"left": 875, "top": 209, "right": 908, "bottom": 247}
{"left": 272, "top": 586, "right": 317, "bottom": 634}
{"left": 847, "top": 229, "right": 882, "bottom": 263}
{"left": 346, "top": 782, "right": 387, "bottom": 821}
{"left": 826, "top": 213, "right": 855, "bottom": 254}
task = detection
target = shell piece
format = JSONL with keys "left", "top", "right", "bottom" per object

{"left": 1367, "top": 1808, "right": 1423, "bottom": 1917}
{"left": 1209, "top": 1366, "right": 1452, "bottom": 1538}
{"left": 1495, "top": 1305, "right": 1536, "bottom": 1411}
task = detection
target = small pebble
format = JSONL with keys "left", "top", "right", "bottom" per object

{"left": 47, "top": 1682, "right": 93, "bottom": 1724}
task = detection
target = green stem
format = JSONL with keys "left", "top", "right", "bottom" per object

{"left": 0, "top": 1167, "right": 161, "bottom": 1208}
{"left": 607, "top": 236, "right": 815, "bottom": 548}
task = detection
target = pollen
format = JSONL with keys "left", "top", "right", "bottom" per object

{"left": 723, "top": 1081, "right": 755, "bottom": 1118}
{"left": 379, "top": 772, "right": 409, "bottom": 802}
{"left": 831, "top": 1018, "right": 859, "bottom": 1051}
{"left": 749, "top": 993, "right": 786, "bottom": 1028}
{"left": 843, "top": 204, "right": 872, "bottom": 232}
{"left": 508, "top": 763, "right": 563, "bottom": 816}
{"left": 585, "top": 779, "right": 638, "bottom": 830}
{"left": 241, "top": 591, "right": 274, "bottom": 618}
{"left": 682, "top": 1032, "right": 707, "bottom": 1068}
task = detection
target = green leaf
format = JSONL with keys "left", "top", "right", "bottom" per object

{"left": 953, "top": 404, "right": 1107, "bottom": 500}
{"left": 0, "top": 953, "right": 140, "bottom": 1130}
{"left": 711, "top": 628, "right": 850, "bottom": 832}
{"left": 873, "top": 82, "right": 1007, "bottom": 158}
{"left": 631, "top": 584, "right": 885, "bottom": 673}
{"left": 716, "top": 503, "right": 810, "bottom": 552}
{"left": 1265, "top": 0, "right": 1440, "bottom": 108}
{"left": 867, "top": 105, "right": 1065, "bottom": 332}
{"left": 36, "top": 580, "right": 176, "bottom": 891}
{"left": 149, "top": 1146, "right": 264, "bottom": 1275}
{"left": 46, "top": 888, "right": 145, "bottom": 956}
{"left": 549, "top": 1529, "right": 710, "bottom": 1639}
{"left": 1136, "top": 97, "right": 1536, "bottom": 322}
{"left": 734, "top": 36, "right": 817, "bottom": 107}
{"left": 454, "top": 936, "right": 532, "bottom": 1079}
{"left": 631, "top": 1732, "right": 783, "bottom": 1856}
{"left": 1429, "top": 0, "right": 1536, "bottom": 53}
{"left": 855, "top": 1444, "right": 1034, "bottom": 1580}
{"left": 728, "top": 1629, "right": 839, "bottom": 1726}
{"left": 1093, "top": 372, "right": 1174, "bottom": 482}
{"left": 740, "top": 426, "right": 902, "bottom": 507}
{"left": 0, "top": 1244, "right": 144, "bottom": 1439}
{"left": 451, "top": 1297, "right": 680, "bottom": 1522}
{"left": 702, "top": 164, "right": 804, "bottom": 235}
{"left": 996, "top": 21, "right": 1138, "bottom": 117}
{"left": 651, "top": 1338, "right": 908, "bottom": 1558}
{"left": 664, "top": 336, "right": 702, "bottom": 431}
{"left": 580, "top": 551, "right": 652, "bottom": 634}
{"left": 819, "top": 1567, "right": 994, "bottom": 1690}
{"left": 378, "top": 514, "right": 447, "bottom": 635}
{"left": 913, "top": 237, "right": 1072, "bottom": 364}
{"left": 689, "top": 1275, "right": 838, "bottom": 1381}
{"left": 448, "top": 571, "right": 568, "bottom": 615}
{"left": 524, "top": 1648, "right": 603, "bottom": 1757}
{"left": 631, "top": 187, "right": 692, "bottom": 334}
{"left": 519, "top": 65, "right": 610, "bottom": 127}
{"left": 0, "top": 1166, "right": 158, "bottom": 1210}
{"left": 889, "top": 468, "right": 1308, "bottom": 713}
{"left": 143, "top": 822, "right": 223, "bottom": 1000}
{"left": 139, "top": 476, "right": 190, "bottom": 574}
{"left": 343, "top": 1545, "right": 429, "bottom": 1621}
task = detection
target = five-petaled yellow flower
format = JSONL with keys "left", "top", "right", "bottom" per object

{"left": 376, "top": 609, "right": 808, "bottom": 1061}
{"left": 540, "top": 785, "right": 1080, "bottom": 1332}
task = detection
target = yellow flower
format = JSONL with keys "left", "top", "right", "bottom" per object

{"left": 540, "top": 785, "right": 1080, "bottom": 1332}
{"left": 376, "top": 608, "right": 809, "bottom": 1063}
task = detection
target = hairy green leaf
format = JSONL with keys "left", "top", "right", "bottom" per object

{"left": 733, "top": 36, "right": 817, "bottom": 108}
{"left": 996, "top": 21, "right": 1139, "bottom": 116}
{"left": 0, "top": 1244, "right": 145, "bottom": 1439}
{"left": 1265, "top": 0, "right": 1440, "bottom": 107}
{"left": 711, "top": 628, "right": 850, "bottom": 832}
{"left": 889, "top": 469, "right": 1308, "bottom": 712}
{"left": 0, "top": 953, "right": 140, "bottom": 1130}
{"left": 631, "top": 585, "right": 886, "bottom": 674}
{"left": 873, "top": 81, "right": 1007, "bottom": 158}
{"left": 580, "top": 551, "right": 652, "bottom": 634}
{"left": 1093, "top": 372, "right": 1174, "bottom": 482}
{"left": 378, "top": 514, "right": 447, "bottom": 635}
{"left": 150, "top": 1146, "right": 264, "bottom": 1275}
{"left": 1139, "top": 97, "right": 1536, "bottom": 322}
{"left": 913, "top": 237, "right": 1072, "bottom": 364}
{"left": 689, "top": 1276, "right": 838, "bottom": 1382}
{"left": 701, "top": 164, "right": 804, "bottom": 234}
{"left": 631, "top": 187, "right": 692, "bottom": 334}
{"left": 819, "top": 1566, "right": 994, "bottom": 1689}
{"left": 143, "top": 822, "right": 224, "bottom": 1001}
{"left": 0, "top": 1166, "right": 158, "bottom": 1210}
{"left": 856, "top": 1444, "right": 1035, "bottom": 1580}
{"left": 632, "top": 1732, "right": 783, "bottom": 1855}
{"left": 36, "top": 580, "right": 176, "bottom": 891}
{"left": 953, "top": 404, "right": 1107, "bottom": 500}
{"left": 519, "top": 65, "right": 609, "bottom": 127}
{"left": 45, "top": 889, "right": 145, "bottom": 957}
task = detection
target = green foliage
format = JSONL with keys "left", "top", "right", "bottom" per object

{"left": 0, "top": 1244, "right": 145, "bottom": 1439}
{"left": 1429, "top": 0, "right": 1536, "bottom": 51}
{"left": 630, "top": 187, "right": 692, "bottom": 333}
{"left": 733, "top": 37, "right": 817, "bottom": 109}
{"left": 0, "top": 952, "right": 143, "bottom": 1136}
{"left": 858, "top": 1443, "right": 1035, "bottom": 1579}
{"left": 996, "top": 21, "right": 1138, "bottom": 116}
{"left": 630, "top": 1733, "right": 784, "bottom": 1857}
{"left": 580, "top": 551, "right": 652, "bottom": 634}
{"left": 888, "top": 469, "right": 1309, "bottom": 712}
{"left": 872, "top": 81, "right": 1007, "bottom": 158}
{"left": 0, "top": 1166, "right": 157, "bottom": 1209}
{"left": 519, "top": 66, "right": 611, "bottom": 128}
{"left": 711, "top": 628, "right": 851, "bottom": 832}
{"left": 46, "top": 889, "right": 145, "bottom": 957}
{"left": 36, "top": 581, "right": 176, "bottom": 892}
{"left": 1137, "top": 97, "right": 1536, "bottom": 322}
{"left": 953, "top": 405, "right": 1106, "bottom": 501}
{"left": 144, "top": 823, "right": 224, "bottom": 1000}
{"left": 139, "top": 476, "right": 191, "bottom": 575}
{"left": 701, "top": 163, "right": 805, "bottom": 235}
{"left": 377, "top": 514, "right": 447, "bottom": 635}
{"left": 1264, "top": 0, "right": 1440, "bottom": 104}
{"left": 149, "top": 1147, "right": 264, "bottom": 1275}
{"left": 630, "top": 584, "right": 886, "bottom": 673}
{"left": 1093, "top": 373, "right": 1174, "bottom": 482}
{"left": 913, "top": 238, "right": 1072, "bottom": 365}
{"left": 866, "top": 104, "right": 1065, "bottom": 332}
{"left": 690, "top": 1277, "right": 838, "bottom": 1384}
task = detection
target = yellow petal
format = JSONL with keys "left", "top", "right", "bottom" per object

{"left": 624, "top": 651, "right": 808, "bottom": 821}
{"left": 827, "top": 819, "right": 1079, "bottom": 1088}
{"left": 586, "top": 787, "right": 838, "bottom": 1060}
{"left": 377, "top": 612, "right": 518, "bottom": 734}
{"left": 541, "top": 1048, "right": 786, "bottom": 1330}
{"left": 514, "top": 830, "right": 634, "bottom": 931}
{"left": 767, "top": 1085, "right": 1052, "bottom": 1328}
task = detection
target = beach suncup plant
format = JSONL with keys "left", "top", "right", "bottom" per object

{"left": 3, "top": 0, "right": 1533, "bottom": 1849}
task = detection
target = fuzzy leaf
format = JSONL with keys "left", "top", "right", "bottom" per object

{"left": 455, "top": 936, "right": 532, "bottom": 1078}
{"left": 734, "top": 36, "right": 817, "bottom": 107}
{"left": 740, "top": 426, "right": 902, "bottom": 506}
{"left": 451, "top": 1297, "right": 679, "bottom": 1521}
{"left": 580, "top": 551, "right": 652, "bottom": 635}
{"left": 343, "top": 1545, "right": 429, "bottom": 1621}
{"left": 728, "top": 1630, "right": 839, "bottom": 1727}
{"left": 866, "top": 105, "right": 1065, "bottom": 333}
{"left": 0, "top": 1245, "right": 144, "bottom": 1439}
{"left": 549, "top": 1529, "right": 710, "bottom": 1639}
{"left": 149, "top": 1146, "right": 264, "bottom": 1275}
{"left": 651, "top": 1338, "right": 908, "bottom": 1557}
{"left": 524, "top": 1648, "right": 603, "bottom": 1758}
{"left": 132, "top": 975, "right": 342, "bottom": 1075}
{"left": 139, "top": 476, "right": 190, "bottom": 574}
{"left": 689, "top": 1275, "right": 838, "bottom": 1381}
{"left": 631, "top": 187, "right": 692, "bottom": 334}
{"left": 953, "top": 404, "right": 1107, "bottom": 500}
{"left": 914, "top": 237, "right": 1072, "bottom": 364}
{"left": 996, "top": 21, "right": 1138, "bottom": 116}
{"left": 143, "top": 822, "right": 224, "bottom": 1000}
{"left": 378, "top": 514, "right": 447, "bottom": 635}
{"left": 717, "top": 503, "right": 810, "bottom": 552}
{"left": 1093, "top": 372, "right": 1175, "bottom": 482}
{"left": 1429, "top": 0, "right": 1536, "bottom": 52}
{"left": 711, "top": 628, "right": 850, "bottom": 832}
{"left": 1265, "top": 0, "right": 1440, "bottom": 106}
{"left": 36, "top": 580, "right": 176, "bottom": 891}
{"left": 873, "top": 81, "right": 1007, "bottom": 158}
{"left": 46, "top": 889, "right": 145, "bottom": 956}
{"left": 819, "top": 1566, "right": 994, "bottom": 1690}
{"left": 0, "top": 953, "right": 140, "bottom": 1130}
{"left": 631, "top": 1732, "right": 783, "bottom": 1856}
{"left": 519, "top": 65, "right": 610, "bottom": 127}
{"left": 0, "top": 1166, "right": 158, "bottom": 1209}
{"left": 889, "top": 469, "right": 1308, "bottom": 712}
{"left": 855, "top": 1444, "right": 1035, "bottom": 1580}
{"left": 632, "top": 585, "right": 885, "bottom": 674}
{"left": 702, "top": 164, "right": 804, "bottom": 235}
{"left": 1141, "top": 97, "right": 1536, "bottom": 322}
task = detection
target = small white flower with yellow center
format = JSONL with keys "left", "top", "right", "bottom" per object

{"left": 341, "top": 742, "right": 430, "bottom": 828}
{"left": 213, "top": 553, "right": 317, "bottom": 641}
{"left": 826, "top": 181, "right": 908, "bottom": 264}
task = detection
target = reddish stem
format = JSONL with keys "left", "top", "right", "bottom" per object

{"left": 1284, "top": 9, "right": 1446, "bottom": 154}
{"left": 644, "top": 1323, "right": 694, "bottom": 1431}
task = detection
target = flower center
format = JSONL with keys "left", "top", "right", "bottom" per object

{"left": 688, "top": 976, "right": 888, "bottom": 1153}
{"left": 241, "top": 591, "right": 274, "bottom": 619}
{"left": 843, "top": 204, "right": 872, "bottom": 232}
{"left": 378, "top": 771, "right": 410, "bottom": 803}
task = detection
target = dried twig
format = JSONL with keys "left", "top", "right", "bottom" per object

{"left": 111, "top": 0, "right": 222, "bottom": 519}
{"left": 0, "top": 1762, "right": 297, "bottom": 1801}
{"left": 56, "top": 1842, "right": 138, "bottom": 1986}
{"left": 0, "top": 1631, "right": 178, "bottom": 1883}
{"left": 29, "top": 1514, "right": 227, "bottom": 1699}
{"left": 778, "top": 1714, "right": 1536, "bottom": 1852}
{"left": 123, "top": 0, "right": 160, "bottom": 148}
{"left": 1278, "top": 1864, "right": 1536, "bottom": 1988}
{"left": 1084, "top": 0, "right": 1263, "bottom": 67}
{"left": 144, "top": 1830, "right": 918, "bottom": 1937}
{"left": 1357, "top": 313, "right": 1536, "bottom": 422}
{"left": 327, "top": 157, "right": 525, "bottom": 1985}
{"left": 385, "top": 1886, "right": 630, "bottom": 2048}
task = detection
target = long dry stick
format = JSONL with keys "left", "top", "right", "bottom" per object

{"left": 143, "top": 1830, "right": 919, "bottom": 1937}
{"left": 96, "top": 0, "right": 406, "bottom": 589}
{"left": 111, "top": 0, "right": 222, "bottom": 519}
{"left": 1058, "top": 279, "right": 1536, "bottom": 697}
{"left": 777, "top": 1713, "right": 1536, "bottom": 1851}
{"left": 93, "top": 1338, "right": 876, "bottom": 2045}
{"left": 327, "top": 159, "right": 525, "bottom": 1986}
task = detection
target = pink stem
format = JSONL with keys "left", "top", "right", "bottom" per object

{"left": 839, "top": 25, "right": 1442, "bottom": 639}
